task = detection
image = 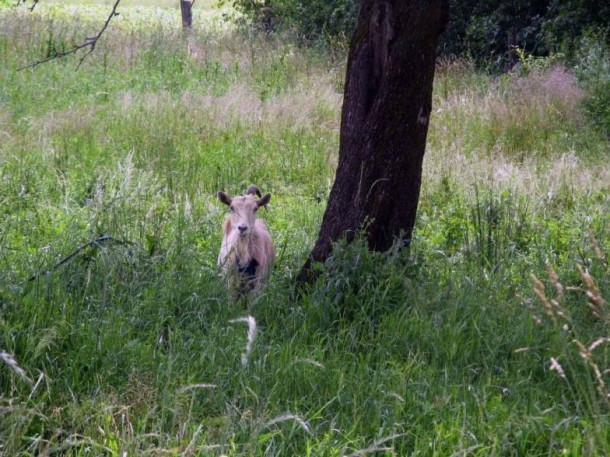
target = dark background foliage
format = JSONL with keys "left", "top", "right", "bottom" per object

{"left": 225, "top": 0, "right": 609, "bottom": 68}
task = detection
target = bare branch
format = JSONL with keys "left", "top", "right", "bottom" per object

{"left": 26, "top": 235, "right": 136, "bottom": 283}
{"left": 14, "top": 0, "right": 40, "bottom": 11}
{"left": 18, "top": 0, "right": 121, "bottom": 71}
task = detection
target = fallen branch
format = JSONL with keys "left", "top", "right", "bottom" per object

{"left": 26, "top": 235, "right": 135, "bottom": 283}
{"left": 18, "top": 0, "right": 121, "bottom": 70}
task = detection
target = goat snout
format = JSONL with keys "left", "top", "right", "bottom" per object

{"left": 237, "top": 224, "right": 248, "bottom": 235}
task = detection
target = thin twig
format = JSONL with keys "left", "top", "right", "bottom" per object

{"left": 14, "top": 0, "right": 40, "bottom": 11}
{"left": 26, "top": 235, "right": 135, "bottom": 283}
{"left": 18, "top": 0, "right": 121, "bottom": 70}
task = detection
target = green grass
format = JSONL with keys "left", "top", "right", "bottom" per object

{"left": 47, "top": 0, "right": 219, "bottom": 10}
{"left": 1, "top": 3, "right": 610, "bottom": 456}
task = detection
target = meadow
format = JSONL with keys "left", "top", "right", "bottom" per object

{"left": 0, "top": 2, "right": 609, "bottom": 455}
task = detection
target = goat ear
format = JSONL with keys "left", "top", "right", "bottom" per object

{"left": 257, "top": 193, "right": 271, "bottom": 208}
{"left": 218, "top": 191, "right": 232, "bottom": 206}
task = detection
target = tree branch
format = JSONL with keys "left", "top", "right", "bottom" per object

{"left": 17, "top": 0, "right": 121, "bottom": 71}
{"left": 26, "top": 235, "right": 136, "bottom": 283}
{"left": 14, "top": 0, "right": 41, "bottom": 11}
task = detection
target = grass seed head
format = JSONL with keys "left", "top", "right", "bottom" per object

{"left": 0, "top": 350, "right": 33, "bottom": 387}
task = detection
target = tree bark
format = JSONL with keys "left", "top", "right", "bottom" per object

{"left": 180, "top": 0, "right": 194, "bottom": 30}
{"left": 298, "top": 0, "right": 448, "bottom": 282}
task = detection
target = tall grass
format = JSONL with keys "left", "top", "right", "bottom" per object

{"left": 1, "top": 3, "right": 609, "bottom": 455}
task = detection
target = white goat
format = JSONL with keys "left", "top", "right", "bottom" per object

{"left": 217, "top": 185, "right": 275, "bottom": 292}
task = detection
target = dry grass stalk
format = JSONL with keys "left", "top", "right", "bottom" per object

{"left": 588, "top": 230, "right": 607, "bottom": 266}
{"left": 528, "top": 258, "right": 610, "bottom": 407}
{"left": 577, "top": 265, "right": 607, "bottom": 319}
{"left": 182, "top": 423, "right": 203, "bottom": 456}
{"left": 549, "top": 357, "right": 566, "bottom": 379}
{"left": 530, "top": 273, "right": 559, "bottom": 324}
{"left": 29, "top": 372, "right": 45, "bottom": 400}
{"left": 573, "top": 339, "right": 609, "bottom": 406}
{"left": 573, "top": 261, "right": 609, "bottom": 406}
{"left": 229, "top": 315, "right": 258, "bottom": 366}
{"left": 291, "top": 358, "right": 326, "bottom": 369}
{"left": 264, "top": 413, "right": 311, "bottom": 435}
{"left": 435, "top": 56, "right": 474, "bottom": 77}
{"left": 178, "top": 383, "right": 217, "bottom": 393}
{"left": 0, "top": 349, "right": 33, "bottom": 387}
{"left": 528, "top": 264, "right": 569, "bottom": 325}
{"left": 343, "top": 434, "right": 405, "bottom": 457}
{"left": 589, "top": 337, "right": 610, "bottom": 352}
{"left": 546, "top": 263, "right": 564, "bottom": 304}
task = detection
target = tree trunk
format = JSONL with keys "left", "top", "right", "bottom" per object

{"left": 298, "top": 0, "right": 448, "bottom": 282}
{"left": 180, "top": 0, "right": 193, "bottom": 30}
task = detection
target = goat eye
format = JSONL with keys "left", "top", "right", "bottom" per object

{"left": 230, "top": 206, "right": 235, "bottom": 212}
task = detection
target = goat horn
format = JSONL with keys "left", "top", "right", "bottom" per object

{"left": 247, "top": 184, "right": 262, "bottom": 198}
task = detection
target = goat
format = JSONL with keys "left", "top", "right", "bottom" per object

{"left": 217, "top": 185, "right": 275, "bottom": 293}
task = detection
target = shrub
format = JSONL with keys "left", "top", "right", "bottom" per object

{"left": 574, "top": 37, "right": 610, "bottom": 138}
{"left": 218, "top": 0, "right": 358, "bottom": 41}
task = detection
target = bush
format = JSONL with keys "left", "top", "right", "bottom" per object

{"left": 440, "top": 0, "right": 609, "bottom": 71}
{"left": 220, "top": 0, "right": 610, "bottom": 72}
{"left": 219, "top": 0, "right": 359, "bottom": 40}
{"left": 574, "top": 37, "right": 610, "bottom": 138}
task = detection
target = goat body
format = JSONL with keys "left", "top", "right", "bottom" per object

{"left": 217, "top": 186, "right": 275, "bottom": 292}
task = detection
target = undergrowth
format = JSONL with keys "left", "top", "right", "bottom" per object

{"left": 0, "top": 3, "right": 609, "bottom": 455}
